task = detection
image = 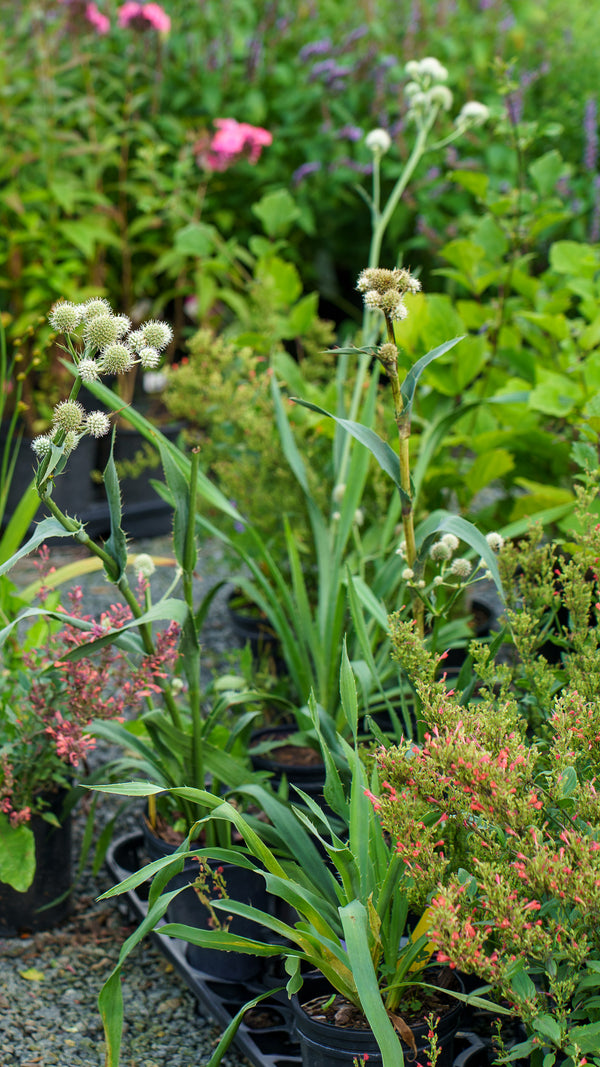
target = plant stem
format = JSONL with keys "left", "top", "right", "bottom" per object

{"left": 384, "top": 316, "right": 423, "bottom": 638}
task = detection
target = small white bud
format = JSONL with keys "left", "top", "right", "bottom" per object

{"left": 138, "top": 345, "right": 161, "bottom": 369}
{"left": 77, "top": 357, "right": 100, "bottom": 383}
{"left": 402, "top": 567, "right": 415, "bottom": 581}
{"left": 485, "top": 531, "right": 505, "bottom": 552}
{"left": 332, "top": 483, "right": 346, "bottom": 503}
{"left": 365, "top": 128, "right": 392, "bottom": 155}
{"left": 433, "top": 575, "right": 444, "bottom": 587}
{"left": 354, "top": 508, "right": 364, "bottom": 527}
{"left": 427, "top": 85, "right": 453, "bottom": 111}
{"left": 456, "top": 101, "right": 489, "bottom": 128}
{"left": 134, "top": 553, "right": 156, "bottom": 578}
{"left": 450, "top": 558, "right": 472, "bottom": 579}
{"left": 441, "top": 533, "right": 460, "bottom": 553}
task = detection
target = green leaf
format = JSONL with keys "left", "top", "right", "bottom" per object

{"left": 0, "top": 517, "right": 82, "bottom": 576}
{"left": 252, "top": 188, "right": 301, "bottom": 237}
{"left": 290, "top": 398, "right": 402, "bottom": 491}
{"left": 0, "top": 815, "right": 35, "bottom": 892}
{"left": 102, "top": 431, "right": 128, "bottom": 581}
{"left": 340, "top": 901, "right": 404, "bottom": 1067}
{"left": 533, "top": 1014, "right": 562, "bottom": 1047}
{"left": 509, "top": 967, "right": 537, "bottom": 1002}
{"left": 339, "top": 639, "right": 358, "bottom": 741}
{"left": 205, "top": 987, "right": 285, "bottom": 1067}
{"left": 528, "top": 150, "right": 564, "bottom": 198}
{"left": 400, "top": 337, "right": 465, "bottom": 414}
{"left": 550, "top": 241, "right": 598, "bottom": 277}
{"left": 174, "top": 222, "right": 217, "bottom": 256}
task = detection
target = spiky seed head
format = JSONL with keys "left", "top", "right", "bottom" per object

{"left": 48, "top": 301, "right": 83, "bottom": 334}
{"left": 62, "top": 430, "right": 80, "bottom": 455}
{"left": 113, "top": 314, "right": 132, "bottom": 339}
{"left": 85, "top": 411, "right": 111, "bottom": 438}
{"left": 377, "top": 343, "right": 398, "bottom": 372}
{"left": 363, "top": 290, "right": 382, "bottom": 310}
{"left": 389, "top": 300, "right": 408, "bottom": 322}
{"left": 84, "top": 297, "right": 113, "bottom": 320}
{"left": 98, "top": 342, "right": 135, "bottom": 375}
{"left": 31, "top": 434, "right": 53, "bottom": 457}
{"left": 127, "top": 329, "right": 147, "bottom": 354}
{"left": 77, "top": 357, "right": 100, "bottom": 383}
{"left": 53, "top": 399, "right": 85, "bottom": 432}
{"left": 138, "top": 345, "right": 161, "bottom": 369}
{"left": 84, "top": 313, "right": 120, "bottom": 350}
{"left": 141, "top": 320, "right": 173, "bottom": 351}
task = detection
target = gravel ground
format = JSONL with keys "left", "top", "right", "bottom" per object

{"left": 1, "top": 531, "right": 255, "bottom": 1067}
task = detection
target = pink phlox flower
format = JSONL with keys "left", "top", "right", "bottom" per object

{"left": 118, "top": 2, "right": 170, "bottom": 31}
{"left": 203, "top": 118, "right": 273, "bottom": 171}
{"left": 86, "top": 3, "right": 110, "bottom": 33}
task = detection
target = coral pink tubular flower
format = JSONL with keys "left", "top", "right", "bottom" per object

{"left": 86, "top": 3, "right": 110, "bottom": 33}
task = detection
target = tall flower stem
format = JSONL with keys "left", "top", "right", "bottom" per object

{"left": 383, "top": 315, "right": 423, "bottom": 638}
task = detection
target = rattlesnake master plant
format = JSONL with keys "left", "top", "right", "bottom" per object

{"left": 0, "top": 298, "right": 270, "bottom": 841}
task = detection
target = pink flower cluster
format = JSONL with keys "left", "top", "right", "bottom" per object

{"left": 58, "top": 0, "right": 110, "bottom": 34}
{"left": 118, "top": 2, "right": 171, "bottom": 32}
{"left": 198, "top": 118, "right": 273, "bottom": 172}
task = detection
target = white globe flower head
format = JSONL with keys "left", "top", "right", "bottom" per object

{"left": 62, "top": 430, "right": 80, "bottom": 455}
{"left": 85, "top": 411, "right": 111, "bottom": 438}
{"left": 404, "top": 80, "right": 422, "bottom": 99}
{"left": 450, "top": 557, "right": 472, "bottom": 579}
{"left": 456, "top": 101, "right": 489, "bottom": 128}
{"left": 77, "top": 357, "right": 100, "bottom": 383}
{"left": 84, "top": 297, "right": 113, "bottom": 321}
{"left": 52, "top": 399, "right": 85, "bottom": 433}
{"left": 113, "top": 314, "right": 132, "bottom": 339}
{"left": 427, "top": 85, "right": 453, "bottom": 111}
{"left": 441, "top": 533, "right": 460, "bottom": 553}
{"left": 402, "top": 567, "right": 415, "bottom": 581}
{"left": 141, "top": 320, "right": 173, "bottom": 352}
{"left": 138, "top": 346, "right": 161, "bottom": 370}
{"left": 418, "top": 57, "right": 448, "bottom": 83}
{"left": 365, "top": 127, "right": 392, "bottom": 155}
{"left": 48, "top": 301, "right": 83, "bottom": 334}
{"left": 31, "top": 434, "right": 53, "bottom": 457}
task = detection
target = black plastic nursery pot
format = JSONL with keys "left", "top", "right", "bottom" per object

{"left": 226, "top": 588, "right": 285, "bottom": 673}
{"left": 0, "top": 793, "right": 72, "bottom": 937}
{"left": 291, "top": 975, "right": 463, "bottom": 1067}
{"left": 142, "top": 816, "right": 269, "bottom": 981}
{"left": 105, "top": 831, "right": 508, "bottom": 1067}
{"left": 249, "top": 724, "right": 326, "bottom": 799}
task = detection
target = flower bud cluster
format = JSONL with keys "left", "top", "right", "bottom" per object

{"left": 356, "top": 266, "right": 421, "bottom": 323}
{"left": 34, "top": 298, "right": 174, "bottom": 459}
{"left": 404, "top": 56, "right": 453, "bottom": 120}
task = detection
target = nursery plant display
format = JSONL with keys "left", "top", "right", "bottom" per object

{"left": 0, "top": 298, "right": 276, "bottom": 858}
{"left": 94, "top": 647, "right": 498, "bottom": 1067}
{"left": 369, "top": 488, "right": 600, "bottom": 1065}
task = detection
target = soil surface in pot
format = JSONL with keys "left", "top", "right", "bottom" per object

{"left": 301, "top": 968, "right": 459, "bottom": 1033}
{"left": 251, "top": 731, "right": 323, "bottom": 767}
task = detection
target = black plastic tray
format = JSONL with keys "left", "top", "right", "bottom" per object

{"left": 105, "top": 832, "right": 493, "bottom": 1067}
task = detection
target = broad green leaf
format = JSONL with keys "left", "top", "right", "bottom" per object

{"left": 340, "top": 901, "right": 404, "bottom": 1067}
{"left": 174, "top": 222, "right": 217, "bottom": 256}
{"left": 252, "top": 188, "right": 301, "bottom": 238}
{"left": 0, "top": 816, "right": 35, "bottom": 892}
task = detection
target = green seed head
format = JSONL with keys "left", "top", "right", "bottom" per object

{"left": 52, "top": 399, "right": 85, "bottom": 433}
{"left": 98, "top": 342, "right": 135, "bottom": 375}
{"left": 48, "top": 301, "right": 83, "bottom": 334}
{"left": 141, "top": 320, "right": 173, "bottom": 351}
{"left": 84, "top": 314, "right": 120, "bottom": 350}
